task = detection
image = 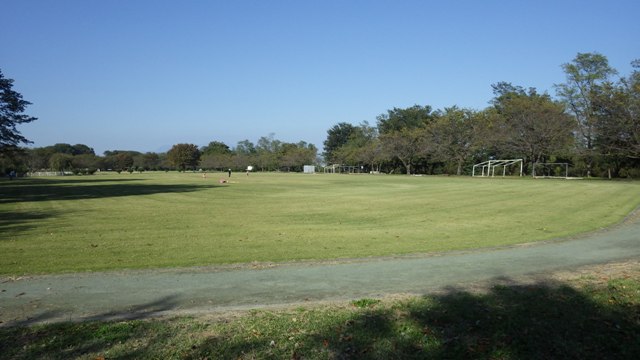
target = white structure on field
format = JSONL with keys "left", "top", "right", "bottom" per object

{"left": 323, "top": 164, "right": 362, "bottom": 174}
{"left": 303, "top": 165, "right": 315, "bottom": 174}
{"left": 472, "top": 159, "right": 523, "bottom": 177}
{"left": 532, "top": 162, "right": 570, "bottom": 179}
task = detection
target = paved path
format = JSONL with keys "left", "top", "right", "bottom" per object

{"left": 1, "top": 218, "right": 639, "bottom": 327}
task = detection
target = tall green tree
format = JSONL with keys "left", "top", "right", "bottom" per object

{"left": 555, "top": 52, "right": 617, "bottom": 176}
{"left": 48, "top": 153, "right": 73, "bottom": 172}
{"left": 137, "top": 152, "right": 161, "bottom": 171}
{"left": 279, "top": 141, "right": 317, "bottom": 171}
{"left": 323, "top": 122, "right": 357, "bottom": 163}
{"left": 228, "top": 139, "right": 257, "bottom": 170}
{"left": 591, "top": 60, "right": 640, "bottom": 176}
{"left": 330, "top": 121, "right": 382, "bottom": 170}
{"left": 232, "top": 139, "right": 257, "bottom": 170}
{"left": 167, "top": 143, "right": 200, "bottom": 171}
{"left": 376, "top": 105, "right": 434, "bottom": 174}
{"left": 71, "top": 154, "right": 99, "bottom": 174}
{"left": 200, "top": 141, "right": 232, "bottom": 170}
{"left": 235, "top": 139, "right": 256, "bottom": 155}
{"left": 200, "top": 153, "right": 230, "bottom": 171}
{"left": 360, "top": 138, "right": 387, "bottom": 172}
{"left": 115, "top": 153, "right": 134, "bottom": 172}
{"left": 0, "top": 69, "right": 38, "bottom": 153}
{"left": 256, "top": 134, "right": 282, "bottom": 171}
{"left": 26, "top": 147, "right": 53, "bottom": 171}
{"left": 380, "top": 127, "right": 429, "bottom": 175}
{"left": 428, "top": 107, "right": 479, "bottom": 175}
{"left": 103, "top": 150, "right": 141, "bottom": 172}
{"left": 491, "top": 84, "right": 575, "bottom": 171}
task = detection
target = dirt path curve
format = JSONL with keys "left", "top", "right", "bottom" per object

{"left": 2, "top": 216, "right": 640, "bottom": 327}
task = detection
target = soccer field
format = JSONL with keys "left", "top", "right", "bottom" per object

{"left": 1, "top": 172, "right": 639, "bottom": 275}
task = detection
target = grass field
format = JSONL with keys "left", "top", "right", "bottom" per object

{"left": 1, "top": 172, "right": 639, "bottom": 275}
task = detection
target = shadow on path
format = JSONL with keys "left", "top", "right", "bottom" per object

{"left": 1, "top": 294, "right": 180, "bottom": 329}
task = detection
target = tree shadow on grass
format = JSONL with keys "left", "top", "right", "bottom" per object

{"left": 2, "top": 178, "right": 143, "bottom": 185}
{"left": 190, "top": 278, "right": 640, "bottom": 359}
{"left": 0, "top": 178, "right": 216, "bottom": 204}
{"left": 405, "top": 282, "right": 640, "bottom": 359}
{"left": 0, "top": 295, "right": 181, "bottom": 360}
{"left": 0, "top": 209, "right": 63, "bottom": 239}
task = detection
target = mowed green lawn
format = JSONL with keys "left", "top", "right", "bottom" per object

{"left": 1, "top": 172, "right": 639, "bottom": 275}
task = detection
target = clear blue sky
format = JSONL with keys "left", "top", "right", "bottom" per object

{"left": 3, "top": 0, "right": 638, "bottom": 155}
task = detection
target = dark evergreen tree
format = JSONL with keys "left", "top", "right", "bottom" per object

{"left": 0, "top": 69, "right": 38, "bottom": 153}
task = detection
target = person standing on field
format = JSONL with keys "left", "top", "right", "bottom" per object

{"left": 228, "top": 169, "right": 231, "bottom": 177}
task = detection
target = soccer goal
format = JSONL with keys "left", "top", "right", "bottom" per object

{"left": 472, "top": 159, "right": 523, "bottom": 177}
{"left": 532, "top": 162, "right": 570, "bottom": 179}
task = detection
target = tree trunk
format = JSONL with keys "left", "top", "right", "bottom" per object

{"left": 456, "top": 159, "right": 463, "bottom": 176}
{"left": 398, "top": 158, "right": 411, "bottom": 175}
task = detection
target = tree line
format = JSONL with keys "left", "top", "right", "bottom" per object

{"left": 1, "top": 52, "right": 639, "bottom": 177}
{"left": 0, "top": 136, "right": 318, "bottom": 175}
{"left": 324, "top": 53, "right": 640, "bottom": 178}
{"left": 166, "top": 135, "right": 318, "bottom": 173}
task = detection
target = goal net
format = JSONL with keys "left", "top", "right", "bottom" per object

{"left": 532, "top": 163, "right": 569, "bottom": 179}
{"left": 472, "top": 159, "right": 523, "bottom": 177}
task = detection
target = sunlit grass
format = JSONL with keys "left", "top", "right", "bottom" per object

{"left": 1, "top": 172, "right": 639, "bottom": 275}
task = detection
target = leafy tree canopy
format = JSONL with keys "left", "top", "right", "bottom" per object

{"left": 323, "top": 122, "right": 357, "bottom": 163}
{"left": 167, "top": 143, "right": 200, "bottom": 171}
{"left": 201, "top": 141, "right": 231, "bottom": 156}
{"left": 592, "top": 59, "right": 640, "bottom": 160}
{"left": 490, "top": 84, "right": 574, "bottom": 165}
{"left": 555, "top": 52, "right": 617, "bottom": 149}
{"left": 47, "top": 143, "right": 95, "bottom": 156}
{"left": 235, "top": 139, "right": 256, "bottom": 155}
{"left": 0, "top": 69, "right": 38, "bottom": 152}
{"left": 376, "top": 104, "right": 433, "bottom": 134}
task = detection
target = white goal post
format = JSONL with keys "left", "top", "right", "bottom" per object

{"left": 472, "top": 159, "right": 523, "bottom": 177}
